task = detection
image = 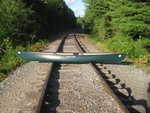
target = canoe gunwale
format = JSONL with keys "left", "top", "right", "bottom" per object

{"left": 17, "top": 51, "right": 126, "bottom": 63}
{"left": 18, "top": 51, "right": 125, "bottom": 56}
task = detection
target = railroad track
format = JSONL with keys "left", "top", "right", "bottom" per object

{"left": 77, "top": 34, "right": 150, "bottom": 113}
{"left": 0, "top": 33, "right": 148, "bottom": 113}
{"left": 37, "top": 33, "right": 129, "bottom": 113}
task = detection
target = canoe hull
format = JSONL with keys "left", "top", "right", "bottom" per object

{"left": 18, "top": 52, "right": 126, "bottom": 63}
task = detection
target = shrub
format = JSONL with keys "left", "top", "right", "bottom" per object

{"left": 105, "top": 33, "right": 149, "bottom": 58}
{"left": 0, "top": 0, "right": 35, "bottom": 42}
{"left": 0, "top": 39, "right": 47, "bottom": 79}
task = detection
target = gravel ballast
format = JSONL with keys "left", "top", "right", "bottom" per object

{"left": 0, "top": 34, "right": 128, "bottom": 113}
{"left": 80, "top": 35, "right": 150, "bottom": 113}
{"left": 0, "top": 38, "right": 63, "bottom": 113}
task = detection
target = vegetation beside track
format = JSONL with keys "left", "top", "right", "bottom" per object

{"left": 84, "top": 34, "right": 150, "bottom": 73}
{"left": 0, "top": 39, "right": 47, "bottom": 81}
{"left": 0, "top": 0, "right": 76, "bottom": 80}
{"left": 78, "top": 0, "right": 150, "bottom": 68}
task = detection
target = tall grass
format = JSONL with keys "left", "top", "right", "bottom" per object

{"left": 105, "top": 34, "right": 149, "bottom": 58}
{"left": 0, "top": 39, "right": 47, "bottom": 80}
{"left": 88, "top": 33, "right": 150, "bottom": 65}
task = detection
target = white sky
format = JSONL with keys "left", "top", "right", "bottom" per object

{"left": 64, "top": 0, "right": 86, "bottom": 17}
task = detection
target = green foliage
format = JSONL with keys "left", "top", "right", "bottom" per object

{"left": 0, "top": 0, "right": 35, "bottom": 43}
{"left": 22, "top": 0, "right": 76, "bottom": 36}
{"left": 0, "top": 0, "right": 76, "bottom": 79}
{"left": 0, "top": 0, "right": 76, "bottom": 45}
{"left": 0, "top": 39, "right": 48, "bottom": 79}
{"left": 109, "top": 1, "right": 150, "bottom": 39}
{"left": 88, "top": 34, "right": 150, "bottom": 65}
{"left": 0, "top": 38, "right": 12, "bottom": 51}
{"left": 82, "top": 0, "right": 150, "bottom": 65}
{"left": 83, "top": 0, "right": 150, "bottom": 40}
{"left": 105, "top": 34, "right": 149, "bottom": 58}
{"left": 0, "top": 44, "right": 25, "bottom": 79}
{"left": 30, "top": 40, "right": 48, "bottom": 51}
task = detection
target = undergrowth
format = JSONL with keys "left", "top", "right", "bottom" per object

{"left": 0, "top": 39, "right": 47, "bottom": 81}
{"left": 87, "top": 34, "right": 150, "bottom": 66}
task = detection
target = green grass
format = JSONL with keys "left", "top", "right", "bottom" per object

{"left": 0, "top": 40, "right": 47, "bottom": 81}
{"left": 86, "top": 33, "right": 150, "bottom": 66}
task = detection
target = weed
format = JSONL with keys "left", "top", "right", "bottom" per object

{"left": 0, "top": 39, "right": 47, "bottom": 79}
{"left": 87, "top": 33, "right": 150, "bottom": 65}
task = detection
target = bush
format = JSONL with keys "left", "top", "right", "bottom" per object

{"left": 0, "top": 49, "right": 22, "bottom": 76}
{"left": 0, "top": 39, "right": 47, "bottom": 79}
{"left": 30, "top": 40, "right": 47, "bottom": 51}
{"left": 83, "top": 0, "right": 150, "bottom": 66}
{"left": 83, "top": 0, "right": 150, "bottom": 40}
{"left": 105, "top": 33, "right": 149, "bottom": 58}
{"left": 0, "top": 0, "right": 76, "bottom": 79}
{"left": 88, "top": 33, "right": 150, "bottom": 65}
{"left": 0, "top": 0, "right": 35, "bottom": 42}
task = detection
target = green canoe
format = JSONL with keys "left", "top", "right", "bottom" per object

{"left": 17, "top": 51, "right": 126, "bottom": 63}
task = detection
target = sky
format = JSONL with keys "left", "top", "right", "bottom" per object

{"left": 64, "top": 0, "right": 86, "bottom": 17}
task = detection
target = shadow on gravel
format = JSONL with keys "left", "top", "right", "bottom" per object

{"left": 96, "top": 61, "right": 133, "bottom": 65}
{"left": 93, "top": 63, "right": 149, "bottom": 113}
{"left": 39, "top": 62, "right": 133, "bottom": 65}
{"left": 39, "top": 63, "right": 61, "bottom": 113}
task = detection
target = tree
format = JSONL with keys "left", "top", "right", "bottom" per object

{"left": 82, "top": 0, "right": 150, "bottom": 39}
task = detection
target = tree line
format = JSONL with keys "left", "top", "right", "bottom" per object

{"left": 79, "top": 0, "right": 150, "bottom": 64}
{"left": 0, "top": 0, "right": 76, "bottom": 78}
{"left": 81, "top": 0, "right": 150, "bottom": 40}
{"left": 0, "top": 0, "right": 76, "bottom": 52}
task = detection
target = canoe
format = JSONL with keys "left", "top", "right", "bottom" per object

{"left": 17, "top": 51, "right": 126, "bottom": 63}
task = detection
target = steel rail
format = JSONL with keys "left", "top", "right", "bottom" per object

{"left": 73, "top": 33, "right": 129, "bottom": 113}
{"left": 36, "top": 34, "right": 68, "bottom": 113}
{"left": 37, "top": 33, "right": 129, "bottom": 113}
